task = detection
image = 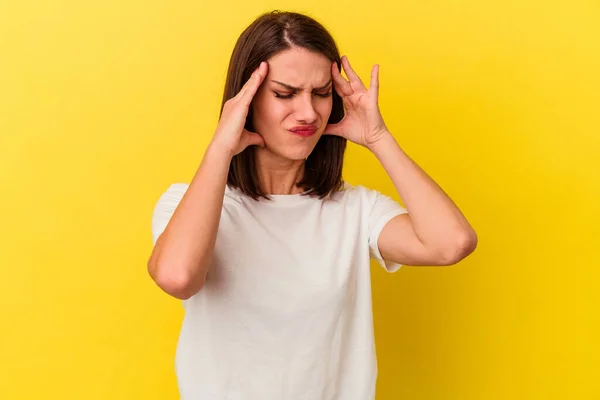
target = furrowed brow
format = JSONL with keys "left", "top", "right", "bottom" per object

{"left": 271, "top": 79, "right": 333, "bottom": 91}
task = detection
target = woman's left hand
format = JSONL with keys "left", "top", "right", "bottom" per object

{"left": 324, "top": 56, "right": 391, "bottom": 149}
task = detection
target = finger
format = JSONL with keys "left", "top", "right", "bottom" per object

{"left": 236, "top": 62, "right": 266, "bottom": 102}
{"left": 236, "top": 69, "right": 256, "bottom": 99}
{"left": 239, "top": 62, "right": 268, "bottom": 104}
{"left": 331, "top": 61, "right": 353, "bottom": 97}
{"left": 323, "top": 121, "right": 346, "bottom": 138}
{"left": 242, "top": 129, "right": 265, "bottom": 148}
{"left": 341, "top": 56, "right": 366, "bottom": 91}
{"left": 369, "top": 64, "right": 379, "bottom": 101}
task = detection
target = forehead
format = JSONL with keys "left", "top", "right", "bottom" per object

{"left": 266, "top": 48, "right": 332, "bottom": 87}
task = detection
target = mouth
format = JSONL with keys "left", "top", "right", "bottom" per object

{"left": 289, "top": 125, "right": 318, "bottom": 137}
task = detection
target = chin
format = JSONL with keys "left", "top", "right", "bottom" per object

{"left": 266, "top": 142, "right": 317, "bottom": 161}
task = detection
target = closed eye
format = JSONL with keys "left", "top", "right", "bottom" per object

{"left": 273, "top": 91, "right": 294, "bottom": 99}
{"left": 315, "top": 91, "right": 332, "bottom": 98}
{"left": 273, "top": 91, "right": 332, "bottom": 99}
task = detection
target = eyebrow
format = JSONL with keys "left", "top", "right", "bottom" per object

{"left": 271, "top": 79, "right": 333, "bottom": 91}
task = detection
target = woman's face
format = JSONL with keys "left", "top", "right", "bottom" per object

{"left": 251, "top": 47, "right": 334, "bottom": 161}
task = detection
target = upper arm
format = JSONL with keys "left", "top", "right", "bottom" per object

{"left": 148, "top": 183, "right": 188, "bottom": 273}
{"left": 378, "top": 213, "right": 477, "bottom": 267}
{"left": 151, "top": 183, "right": 189, "bottom": 245}
{"left": 377, "top": 213, "right": 447, "bottom": 266}
{"left": 366, "top": 187, "right": 470, "bottom": 269}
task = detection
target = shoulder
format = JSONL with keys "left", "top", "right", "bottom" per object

{"left": 155, "top": 182, "right": 189, "bottom": 206}
{"left": 334, "top": 181, "right": 406, "bottom": 218}
{"left": 163, "top": 182, "right": 189, "bottom": 195}
{"left": 152, "top": 183, "right": 189, "bottom": 219}
{"left": 153, "top": 182, "right": 247, "bottom": 213}
{"left": 331, "top": 181, "right": 381, "bottom": 205}
{"left": 150, "top": 183, "right": 189, "bottom": 243}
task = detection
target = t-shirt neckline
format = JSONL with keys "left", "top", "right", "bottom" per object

{"left": 226, "top": 185, "right": 316, "bottom": 204}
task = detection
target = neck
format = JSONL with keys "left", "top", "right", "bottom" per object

{"left": 255, "top": 148, "right": 306, "bottom": 195}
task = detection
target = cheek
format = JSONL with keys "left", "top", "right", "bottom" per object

{"left": 253, "top": 96, "right": 333, "bottom": 132}
{"left": 317, "top": 98, "right": 333, "bottom": 120}
{"left": 255, "top": 99, "right": 289, "bottom": 128}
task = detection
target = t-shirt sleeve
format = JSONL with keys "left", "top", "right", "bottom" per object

{"left": 151, "top": 183, "right": 189, "bottom": 245}
{"left": 368, "top": 189, "right": 408, "bottom": 273}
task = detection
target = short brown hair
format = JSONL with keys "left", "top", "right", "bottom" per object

{"left": 220, "top": 10, "right": 346, "bottom": 200}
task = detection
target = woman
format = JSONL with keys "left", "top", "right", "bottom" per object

{"left": 148, "top": 10, "right": 477, "bottom": 400}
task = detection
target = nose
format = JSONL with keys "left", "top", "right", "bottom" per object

{"left": 294, "top": 94, "right": 318, "bottom": 124}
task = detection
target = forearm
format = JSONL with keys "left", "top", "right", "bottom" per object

{"left": 149, "top": 142, "right": 232, "bottom": 299}
{"left": 369, "top": 132, "right": 477, "bottom": 252}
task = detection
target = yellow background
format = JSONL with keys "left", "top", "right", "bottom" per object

{"left": 1, "top": 0, "right": 598, "bottom": 398}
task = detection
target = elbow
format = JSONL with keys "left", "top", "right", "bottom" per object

{"left": 156, "top": 271, "right": 203, "bottom": 300}
{"left": 440, "top": 228, "right": 478, "bottom": 265}
{"left": 148, "top": 259, "right": 205, "bottom": 300}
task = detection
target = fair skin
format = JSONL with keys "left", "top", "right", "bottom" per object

{"left": 147, "top": 47, "right": 477, "bottom": 299}
{"left": 325, "top": 55, "right": 478, "bottom": 266}
{"left": 251, "top": 47, "right": 334, "bottom": 194}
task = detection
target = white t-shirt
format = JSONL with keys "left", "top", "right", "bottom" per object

{"left": 151, "top": 182, "right": 407, "bottom": 400}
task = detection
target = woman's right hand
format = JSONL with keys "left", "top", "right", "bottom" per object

{"left": 211, "top": 61, "right": 268, "bottom": 157}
